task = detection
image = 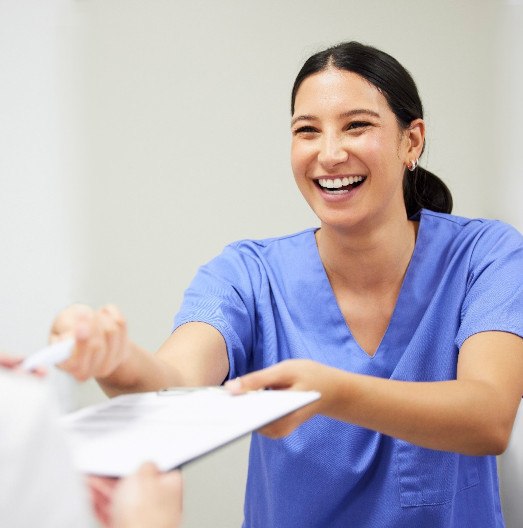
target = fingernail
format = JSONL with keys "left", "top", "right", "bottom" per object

{"left": 225, "top": 377, "right": 242, "bottom": 394}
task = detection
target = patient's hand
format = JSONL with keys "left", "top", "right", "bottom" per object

{"left": 87, "top": 463, "right": 183, "bottom": 528}
{"left": 0, "top": 352, "right": 46, "bottom": 377}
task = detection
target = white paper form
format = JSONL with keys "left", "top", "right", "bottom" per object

{"left": 60, "top": 388, "right": 320, "bottom": 476}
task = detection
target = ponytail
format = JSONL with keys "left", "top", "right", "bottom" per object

{"left": 403, "top": 166, "right": 453, "bottom": 218}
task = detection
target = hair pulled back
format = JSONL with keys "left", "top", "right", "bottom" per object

{"left": 291, "top": 41, "right": 452, "bottom": 217}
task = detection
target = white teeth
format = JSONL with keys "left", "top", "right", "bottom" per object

{"left": 318, "top": 176, "right": 364, "bottom": 189}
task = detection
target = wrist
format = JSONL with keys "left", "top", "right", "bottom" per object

{"left": 322, "top": 367, "right": 358, "bottom": 420}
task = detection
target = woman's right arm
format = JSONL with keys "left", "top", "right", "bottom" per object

{"left": 51, "top": 304, "right": 229, "bottom": 397}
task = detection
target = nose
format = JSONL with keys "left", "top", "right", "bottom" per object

{"left": 317, "top": 133, "right": 348, "bottom": 170}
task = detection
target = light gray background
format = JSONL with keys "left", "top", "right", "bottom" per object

{"left": 1, "top": 1, "right": 522, "bottom": 527}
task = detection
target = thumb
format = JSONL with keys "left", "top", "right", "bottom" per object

{"left": 135, "top": 462, "right": 160, "bottom": 477}
{"left": 225, "top": 363, "right": 294, "bottom": 394}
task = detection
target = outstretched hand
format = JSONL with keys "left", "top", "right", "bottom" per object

{"left": 226, "top": 359, "right": 344, "bottom": 438}
{"left": 50, "top": 303, "right": 130, "bottom": 381}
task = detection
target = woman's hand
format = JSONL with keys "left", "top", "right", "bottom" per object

{"left": 229, "top": 333, "right": 523, "bottom": 455}
{"left": 50, "top": 303, "right": 130, "bottom": 382}
{"left": 226, "top": 359, "right": 342, "bottom": 438}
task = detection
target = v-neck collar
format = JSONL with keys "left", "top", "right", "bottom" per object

{"left": 304, "top": 212, "right": 428, "bottom": 375}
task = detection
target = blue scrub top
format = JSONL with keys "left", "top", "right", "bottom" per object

{"left": 174, "top": 210, "right": 523, "bottom": 528}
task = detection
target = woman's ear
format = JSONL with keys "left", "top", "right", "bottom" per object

{"left": 405, "top": 118, "right": 425, "bottom": 162}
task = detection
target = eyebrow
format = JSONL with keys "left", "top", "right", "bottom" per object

{"left": 291, "top": 109, "right": 381, "bottom": 127}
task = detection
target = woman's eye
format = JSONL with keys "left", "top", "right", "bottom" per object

{"left": 347, "top": 121, "right": 371, "bottom": 131}
{"left": 293, "top": 126, "right": 318, "bottom": 136}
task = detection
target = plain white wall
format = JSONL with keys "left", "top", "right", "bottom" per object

{"left": 1, "top": 1, "right": 521, "bottom": 527}
{"left": 0, "top": 0, "right": 88, "bottom": 409}
{"left": 0, "top": 1, "right": 71, "bottom": 354}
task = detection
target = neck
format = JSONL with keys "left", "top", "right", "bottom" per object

{"left": 316, "top": 215, "right": 418, "bottom": 294}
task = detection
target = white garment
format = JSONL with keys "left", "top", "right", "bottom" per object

{"left": 0, "top": 370, "right": 94, "bottom": 528}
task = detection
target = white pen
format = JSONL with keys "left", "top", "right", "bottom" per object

{"left": 21, "top": 338, "right": 75, "bottom": 371}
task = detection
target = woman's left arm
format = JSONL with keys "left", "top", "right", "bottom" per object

{"left": 228, "top": 331, "right": 523, "bottom": 455}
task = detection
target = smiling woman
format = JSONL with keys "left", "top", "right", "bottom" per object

{"left": 50, "top": 41, "right": 523, "bottom": 528}
{"left": 291, "top": 68, "right": 418, "bottom": 235}
{"left": 290, "top": 41, "right": 452, "bottom": 223}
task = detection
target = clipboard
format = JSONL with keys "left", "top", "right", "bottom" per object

{"left": 60, "top": 388, "right": 320, "bottom": 476}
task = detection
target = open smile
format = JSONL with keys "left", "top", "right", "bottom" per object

{"left": 315, "top": 176, "right": 367, "bottom": 194}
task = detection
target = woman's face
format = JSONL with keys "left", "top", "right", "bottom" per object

{"left": 291, "top": 67, "right": 415, "bottom": 233}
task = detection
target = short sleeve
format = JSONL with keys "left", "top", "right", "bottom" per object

{"left": 173, "top": 244, "right": 261, "bottom": 379}
{"left": 456, "top": 221, "right": 523, "bottom": 348}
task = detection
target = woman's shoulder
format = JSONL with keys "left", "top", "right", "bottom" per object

{"left": 199, "top": 228, "right": 318, "bottom": 278}
{"left": 225, "top": 228, "right": 318, "bottom": 257}
{"left": 419, "top": 209, "right": 523, "bottom": 260}
{"left": 420, "top": 209, "right": 522, "bottom": 241}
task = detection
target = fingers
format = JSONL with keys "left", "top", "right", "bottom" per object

{"left": 50, "top": 303, "right": 94, "bottom": 342}
{"left": 225, "top": 359, "right": 325, "bottom": 439}
{"left": 133, "top": 461, "right": 160, "bottom": 478}
{"left": 88, "top": 466, "right": 182, "bottom": 528}
{"left": 111, "top": 463, "right": 183, "bottom": 528}
{"left": 0, "top": 352, "right": 48, "bottom": 378}
{"left": 86, "top": 475, "right": 119, "bottom": 527}
{"left": 225, "top": 361, "right": 297, "bottom": 394}
{"left": 0, "top": 352, "right": 23, "bottom": 369}
{"left": 51, "top": 303, "right": 129, "bottom": 382}
{"left": 87, "top": 475, "right": 119, "bottom": 498}
{"left": 60, "top": 309, "right": 100, "bottom": 380}
{"left": 97, "top": 305, "right": 128, "bottom": 378}
{"left": 163, "top": 469, "right": 183, "bottom": 496}
{"left": 129, "top": 462, "right": 182, "bottom": 491}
